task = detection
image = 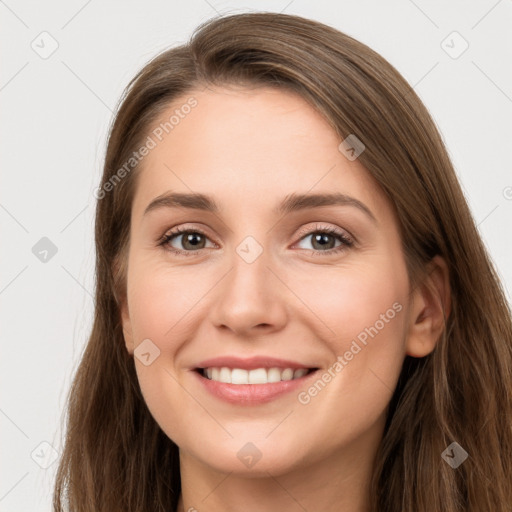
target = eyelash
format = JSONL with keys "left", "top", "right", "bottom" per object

{"left": 158, "top": 224, "right": 354, "bottom": 258}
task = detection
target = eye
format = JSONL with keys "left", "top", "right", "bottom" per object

{"left": 158, "top": 223, "right": 354, "bottom": 257}
{"left": 158, "top": 227, "right": 216, "bottom": 256}
{"left": 294, "top": 224, "right": 354, "bottom": 254}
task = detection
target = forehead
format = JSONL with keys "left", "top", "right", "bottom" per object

{"left": 131, "top": 85, "right": 392, "bottom": 222}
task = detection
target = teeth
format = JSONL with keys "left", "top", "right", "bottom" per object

{"left": 231, "top": 368, "right": 248, "bottom": 384}
{"left": 219, "top": 367, "right": 231, "bottom": 383}
{"left": 281, "top": 368, "right": 294, "bottom": 381}
{"left": 267, "top": 368, "right": 281, "bottom": 383}
{"left": 202, "top": 367, "right": 311, "bottom": 384}
{"left": 248, "top": 368, "right": 267, "bottom": 384}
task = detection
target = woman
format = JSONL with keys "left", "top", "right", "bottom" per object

{"left": 53, "top": 12, "right": 512, "bottom": 512}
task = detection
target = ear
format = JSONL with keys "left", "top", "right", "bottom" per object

{"left": 405, "top": 255, "right": 451, "bottom": 358}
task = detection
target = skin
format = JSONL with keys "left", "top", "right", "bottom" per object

{"left": 120, "top": 84, "right": 451, "bottom": 512}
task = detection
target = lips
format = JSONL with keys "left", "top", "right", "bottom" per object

{"left": 192, "top": 355, "right": 319, "bottom": 404}
{"left": 195, "top": 355, "right": 315, "bottom": 371}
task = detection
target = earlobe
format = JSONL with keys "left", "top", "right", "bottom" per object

{"left": 405, "top": 255, "right": 451, "bottom": 358}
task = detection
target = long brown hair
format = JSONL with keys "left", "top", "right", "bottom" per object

{"left": 53, "top": 12, "right": 512, "bottom": 511}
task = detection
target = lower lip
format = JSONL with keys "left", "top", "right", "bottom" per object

{"left": 193, "top": 370, "right": 318, "bottom": 405}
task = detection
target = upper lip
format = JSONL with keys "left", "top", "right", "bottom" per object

{"left": 195, "top": 356, "right": 316, "bottom": 371}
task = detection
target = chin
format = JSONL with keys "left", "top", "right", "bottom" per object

{"left": 184, "top": 436, "right": 310, "bottom": 477}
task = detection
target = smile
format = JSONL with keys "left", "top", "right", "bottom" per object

{"left": 200, "top": 366, "right": 314, "bottom": 384}
{"left": 192, "top": 356, "right": 320, "bottom": 404}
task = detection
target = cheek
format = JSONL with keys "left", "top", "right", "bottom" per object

{"left": 126, "top": 259, "right": 221, "bottom": 443}
{"left": 289, "top": 259, "right": 406, "bottom": 351}
{"left": 127, "top": 258, "right": 211, "bottom": 343}
{"left": 288, "top": 259, "right": 407, "bottom": 422}
{"left": 125, "top": 264, "right": 200, "bottom": 446}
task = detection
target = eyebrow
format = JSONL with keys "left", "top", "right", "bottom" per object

{"left": 143, "top": 191, "right": 377, "bottom": 223}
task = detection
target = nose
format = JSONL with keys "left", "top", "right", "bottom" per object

{"left": 209, "top": 244, "right": 289, "bottom": 339}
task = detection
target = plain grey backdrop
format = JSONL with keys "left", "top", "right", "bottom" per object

{"left": 1, "top": 0, "right": 511, "bottom": 510}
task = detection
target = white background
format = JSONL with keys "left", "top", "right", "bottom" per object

{"left": 1, "top": 1, "right": 511, "bottom": 510}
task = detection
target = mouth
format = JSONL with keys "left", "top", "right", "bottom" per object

{"left": 196, "top": 366, "right": 317, "bottom": 384}
{"left": 191, "top": 357, "right": 320, "bottom": 404}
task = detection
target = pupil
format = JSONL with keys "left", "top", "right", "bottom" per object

{"left": 313, "top": 233, "right": 334, "bottom": 250}
{"left": 185, "top": 233, "right": 203, "bottom": 249}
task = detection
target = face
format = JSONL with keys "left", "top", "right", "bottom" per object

{"left": 120, "top": 84, "right": 422, "bottom": 477}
